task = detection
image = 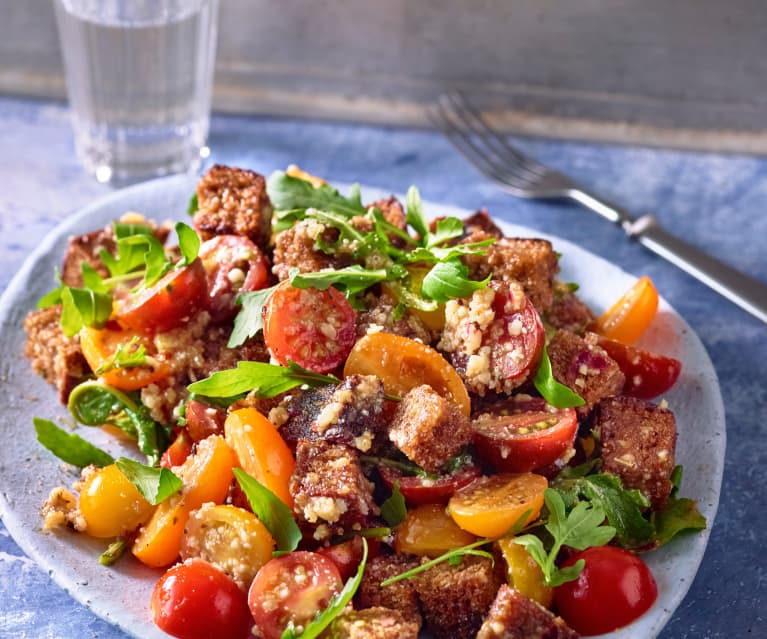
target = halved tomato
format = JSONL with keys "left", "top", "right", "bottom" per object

{"left": 393, "top": 503, "right": 477, "bottom": 557}
{"left": 343, "top": 332, "right": 470, "bottom": 416}
{"left": 116, "top": 258, "right": 208, "bottom": 333}
{"left": 472, "top": 404, "right": 578, "bottom": 473}
{"left": 595, "top": 335, "right": 681, "bottom": 399}
{"left": 595, "top": 275, "right": 659, "bottom": 344}
{"left": 377, "top": 462, "right": 481, "bottom": 505}
{"left": 263, "top": 283, "right": 357, "bottom": 373}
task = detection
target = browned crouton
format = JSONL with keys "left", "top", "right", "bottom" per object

{"left": 367, "top": 196, "right": 407, "bottom": 231}
{"left": 461, "top": 209, "right": 505, "bottom": 239}
{"left": 279, "top": 375, "right": 388, "bottom": 453}
{"left": 23, "top": 306, "right": 89, "bottom": 403}
{"left": 193, "top": 165, "right": 273, "bottom": 251}
{"left": 594, "top": 395, "right": 677, "bottom": 510}
{"left": 548, "top": 330, "right": 625, "bottom": 411}
{"left": 356, "top": 292, "right": 435, "bottom": 345}
{"left": 324, "top": 607, "right": 420, "bottom": 639}
{"left": 271, "top": 219, "right": 354, "bottom": 281}
{"left": 290, "top": 440, "right": 379, "bottom": 540}
{"left": 476, "top": 584, "right": 579, "bottom": 639}
{"left": 413, "top": 555, "right": 499, "bottom": 639}
{"left": 463, "top": 235, "right": 559, "bottom": 313}
{"left": 388, "top": 385, "right": 471, "bottom": 473}
{"left": 544, "top": 282, "right": 597, "bottom": 334}
{"left": 357, "top": 554, "right": 422, "bottom": 626}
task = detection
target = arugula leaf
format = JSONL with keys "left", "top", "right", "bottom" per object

{"left": 514, "top": 489, "right": 615, "bottom": 587}
{"left": 267, "top": 171, "right": 366, "bottom": 219}
{"left": 380, "top": 482, "right": 407, "bottom": 528}
{"left": 405, "top": 185, "right": 428, "bottom": 239}
{"left": 94, "top": 337, "right": 147, "bottom": 374}
{"left": 175, "top": 222, "right": 200, "bottom": 266}
{"left": 420, "top": 258, "right": 491, "bottom": 302}
{"left": 33, "top": 417, "right": 114, "bottom": 468}
{"left": 187, "top": 192, "right": 199, "bottom": 216}
{"left": 289, "top": 266, "right": 389, "bottom": 298}
{"left": 188, "top": 360, "right": 340, "bottom": 399}
{"left": 281, "top": 539, "right": 369, "bottom": 639}
{"left": 426, "top": 217, "right": 465, "bottom": 248}
{"left": 233, "top": 468, "right": 301, "bottom": 553}
{"left": 115, "top": 457, "right": 182, "bottom": 504}
{"left": 99, "top": 539, "right": 127, "bottom": 566}
{"left": 113, "top": 222, "right": 154, "bottom": 240}
{"left": 37, "top": 268, "right": 64, "bottom": 308}
{"left": 59, "top": 286, "right": 113, "bottom": 337}
{"left": 81, "top": 263, "right": 108, "bottom": 294}
{"left": 533, "top": 344, "right": 586, "bottom": 409}
{"left": 651, "top": 496, "right": 707, "bottom": 546}
{"left": 228, "top": 285, "right": 278, "bottom": 348}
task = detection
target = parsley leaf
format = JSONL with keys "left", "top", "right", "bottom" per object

{"left": 380, "top": 482, "right": 407, "bottom": 528}
{"left": 188, "top": 360, "right": 340, "bottom": 399}
{"left": 514, "top": 488, "right": 615, "bottom": 587}
{"left": 33, "top": 417, "right": 114, "bottom": 468}
{"left": 115, "top": 457, "right": 182, "bottom": 505}
{"left": 533, "top": 343, "right": 586, "bottom": 408}
{"left": 234, "top": 468, "right": 301, "bottom": 553}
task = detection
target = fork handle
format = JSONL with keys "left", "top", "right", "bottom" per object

{"left": 568, "top": 189, "right": 767, "bottom": 324}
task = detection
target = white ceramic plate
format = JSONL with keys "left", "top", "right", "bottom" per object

{"left": 0, "top": 175, "right": 725, "bottom": 639}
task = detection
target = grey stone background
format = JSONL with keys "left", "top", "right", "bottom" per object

{"left": 2, "top": 0, "right": 767, "bottom": 152}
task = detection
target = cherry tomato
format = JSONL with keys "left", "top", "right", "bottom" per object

{"left": 448, "top": 473, "right": 547, "bottom": 538}
{"left": 151, "top": 559, "right": 252, "bottom": 639}
{"left": 596, "top": 275, "right": 659, "bottom": 344}
{"left": 248, "top": 552, "right": 343, "bottom": 639}
{"left": 199, "top": 235, "right": 270, "bottom": 323}
{"left": 595, "top": 335, "right": 682, "bottom": 399}
{"left": 343, "top": 332, "right": 470, "bottom": 416}
{"left": 316, "top": 535, "right": 380, "bottom": 582}
{"left": 377, "top": 462, "right": 481, "bottom": 505}
{"left": 79, "top": 464, "right": 154, "bottom": 538}
{"left": 472, "top": 406, "right": 578, "bottom": 473}
{"left": 554, "top": 546, "right": 658, "bottom": 635}
{"left": 263, "top": 283, "right": 357, "bottom": 373}
{"left": 394, "top": 503, "right": 477, "bottom": 558}
{"left": 80, "top": 325, "right": 170, "bottom": 391}
{"left": 496, "top": 537, "right": 553, "bottom": 607}
{"left": 184, "top": 399, "right": 226, "bottom": 442}
{"left": 116, "top": 258, "right": 208, "bottom": 333}
{"left": 160, "top": 429, "right": 194, "bottom": 469}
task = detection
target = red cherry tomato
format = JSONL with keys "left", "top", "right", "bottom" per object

{"left": 160, "top": 429, "right": 194, "bottom": 469}
{"left": 263, "top": 283, "right": 357, "bottom": 373}
{"left": 554, "top": 546, "right": 658, "bottom": 636}
{"left": 184, "top": 399, "right": 226, "bottom": 442}
{"left": 377, "top": 463, "right": 481, "bottom": 505}
{"left": 199, "top": 235, "right": 270, "bottom": 323}
{"left": 248, "top": 552, "right": 343, "bottom": 639}
{"left": 316, "top": 535, "right": 381, "bottom": 581}
{"left": 472, "top": 405, "right": 578, "bottom": 473}
{"left": 596, "top": 335, "right": 682, "bottom": 399}
{"left": 116, "top": 258, "right": 208, "bottom": 333}
{"left": 151, "top": 559, "right": 252, "bottom": 639}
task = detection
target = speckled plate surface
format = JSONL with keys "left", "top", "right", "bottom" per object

{"left": 0, "top": 175, "right": 724, "bottom": 639}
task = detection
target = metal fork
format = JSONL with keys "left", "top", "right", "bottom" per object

{"left": 430, "top": 90, "right": 767, "bottom": 325}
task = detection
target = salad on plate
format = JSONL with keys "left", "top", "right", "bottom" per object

{"left": 23, "top": 164, "right": 707, "bottom": 639}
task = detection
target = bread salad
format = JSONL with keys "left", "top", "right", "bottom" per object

{"left": 25, "top": 165, "right": 706, "bottom": 639}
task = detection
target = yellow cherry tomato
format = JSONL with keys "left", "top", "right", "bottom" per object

{"left": 393, "top": 503, "right": 477, "bottom": 558}
{"left": 496, "top": 536, "right": 553, "bottom": 607}
{"left": 448, "top": 473, "right": 547, "bottom": 538}
{"left": 79, "top": 464, "right": 154, "bottom": 538}
{"left": 596, "top": 275, "right": 659, "bottom": 344}
{"left": 343, "top": 332, "right": 470, "bottom": 416}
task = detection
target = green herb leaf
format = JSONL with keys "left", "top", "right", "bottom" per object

{"left": 99, "top": 539, "right": 127, "bottom": 566}
{"left": 427, "top": 217, "right": 464, "bottom": 248}
{"left": 228, "top": 285, "right": 278, "bottom": 348}
{"left": 267, "top": 171, "right": 366, "bottom": 219}
{"left": 187, "top": 192, "right": 199, "bottom": 216}
{"left": 289, "top": 266, "right": 389, "bottom": 298}
{"left": 115, "top": 457, "right": 182, "bottom": 504}
{"left": 94, "top": 337, "right": 147, "bottom": 375}
{"left": 188, "top": 360, "right": 340, "bottom": 399}
{"left": 59, "top": 286, "right": 113, "bottom": 337}
{"left": 405, "top": 185, "right": 428, "bottom": 239}
{"left": 175, "top": 222, "right": 200, "bottom": 266}
{"left": 651, "top": 496, "right": 707, "bottom": 547}
{"left": 33, "top": 417, "right": 114, "bottom": 468}
{"left": 420, "top": 258, "right": 491, "bottom": 302}
{"left": 533, "top": 344, "right": 586, "bottom": 408}
{"left": 380, "top": 482, "right": 407, "bottom": 528}
{"left": 233, "top": 468, "right": 301, "bottom": 553}
{"left": 81, "top": 263, "right": 108, "bottom": 294}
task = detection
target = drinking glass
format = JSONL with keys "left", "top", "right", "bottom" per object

{"left": 53, "top": 0, "right": 219, "bottom": 184}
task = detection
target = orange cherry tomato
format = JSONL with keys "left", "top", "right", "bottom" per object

{"left": 80, "top": 325, "right": 170, "bottom": 391}
{"left": 343, "top": 333, "right": 470, "bottom": 416}
{"left": 496, "top": 537, "right": 553, "bottom": 607}
{"left": 448, "top": 473, "right": 547, "bottom": 538}
{"left": 393, "top": 503, "right": 477, "bottom": 558}
{"left": 596, "top": 276, "right": 659, "bottom": 344}
{"left": 224, "top": 408, "right": 295, "bottom": 508}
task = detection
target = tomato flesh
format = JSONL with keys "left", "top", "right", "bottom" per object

{"left": 596, "top": 275, "right": 659, "bottom": 344}
{"left": 199, "top": 235, "right": 270, "bottom": 323}
{"left": 160, "top": 429, "right": 194, "bottom": 469}
{"left": 596, "top": 335, "right": 681, "bottom": 399}
{"left": 151, "top": 559, "right": 252, "bottom": 639}
{"left": 184, "top": 399, "right": 226, "bottom": 442}
{"left": 472, "top": 406, "right": 578, "bottom": 473}
{"left": 248, "top": 552, "right": 343, "bottom": 639}
{"left": 263, "top": 283, "right": 357, "bottom": 373}
{"left": 554, "top": 546, "right": 658, "bottom": 636}
{"left": 377, "top": 462, "right": 481, "bottom": 505}
{"left": 117, "top": 258, "right": 208, "bottom": 333}
{"left": 394, "top": 503, "right": 477, "bottom": 557}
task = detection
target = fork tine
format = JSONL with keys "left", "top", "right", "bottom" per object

{"left": 442, "top": 91, "right": 549, "bottom": 179}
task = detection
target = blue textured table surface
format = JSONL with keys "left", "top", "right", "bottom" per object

{"left": 1, "top": 95, "right": 765, "bottom": 638}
